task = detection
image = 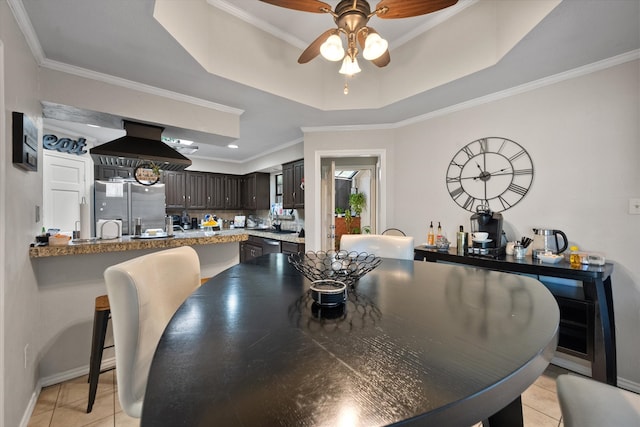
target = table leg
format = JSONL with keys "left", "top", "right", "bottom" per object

{"left": 484, "top": 396, "right": 523, "bottom": 427}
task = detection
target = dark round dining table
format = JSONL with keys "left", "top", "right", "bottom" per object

{"left": 142, "top": 253, "right": 559, "bottom": 427}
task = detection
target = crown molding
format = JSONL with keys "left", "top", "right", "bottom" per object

{"left": 7, "top": 0, "right": 45, "bottom": 63}
{"left": 8, "top": 0, "right": 244, "bottom": 117}
{"left": 393, "top": 0, "right": 478, "bottom": 48}
{"left": 303, "top": 49, "right": 640, "bottom": 133}
{"left": 40, "top": 58, "right": 244, "bottom": 116}
{"left": 207, "top": 0, "right": 308, "bottom": 50}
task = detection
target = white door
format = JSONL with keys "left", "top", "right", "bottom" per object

{"left": 43, "top": 151, "right": 91, "bottom": 233}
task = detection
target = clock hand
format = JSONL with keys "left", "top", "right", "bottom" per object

{"left": 472, "top": 167, "right": 512, "bottom": 180}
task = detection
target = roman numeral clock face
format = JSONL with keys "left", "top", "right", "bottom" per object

{"left": 446, "top": 137, "right": 534, "bottom": 212}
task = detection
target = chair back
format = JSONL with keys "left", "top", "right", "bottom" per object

{"left": 381, "top": 228, "right": 406, "bottom": 236}
{"left": 340, "top": 234, "right": 414, "bottom": 260}
{"left": 104, "top": 246, "right": 201, "bottom": 418}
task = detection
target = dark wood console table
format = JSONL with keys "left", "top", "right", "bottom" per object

{"left": 414, "top": 247, "right": 616, "bottom": 386}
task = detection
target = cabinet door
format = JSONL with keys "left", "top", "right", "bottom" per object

{"left": 242, "top": 174, "right": 255, "bottom": 209}
{"left": 242, "top": 173, "right": 270, "bottom": 210}
{"left": 206, "top": 174, "right": 225, "bottom": 209}
{"left": 224, "top": 175, "right": 241, "bottom": 209}
{"left": 293, "top": 160, "right": 304, "bottom": 208}
{"left": 186, "top": 172, "right": 207, "bottom": 209}
{"left": 240, "top": 242, "right": 263, "bottom": 263}
{"left": 282, "top": 162, "right": 294, "bottom": 209}
{"left": 95, "top": 165, "right": 133, "bottom": 180}
{"left": 164, "top": 171, "right": 186, "bottom": 209}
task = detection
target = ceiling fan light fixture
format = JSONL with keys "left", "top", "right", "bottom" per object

{"left": 339, "top": 56, "right": 361, "bottom": 75}
{"left": 320, "top": 34, "right": 345, "bottom": 61}
{"left": 362, "top": 33, "right": 388, "bottom": 60}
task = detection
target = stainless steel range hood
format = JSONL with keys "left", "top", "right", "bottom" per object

{"left": 90, "top": 120, "right": 192, "bottom": 171}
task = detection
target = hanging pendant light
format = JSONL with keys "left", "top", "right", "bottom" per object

{"left": 320, "top": 35, "right": 345, "bottom": 61}
{"left": 362, "top": 33, "right": 388, "bottom": 60}
{"left": 339, "top": 55, "right": 361, "bottom": 75}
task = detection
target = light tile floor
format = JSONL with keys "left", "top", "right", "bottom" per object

{"left": 28, "top": 365, "right": 569, "bottom": 427}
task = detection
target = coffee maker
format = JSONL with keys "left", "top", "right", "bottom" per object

{"left": 469, "top": 206, "right": 506, "bottom": 258}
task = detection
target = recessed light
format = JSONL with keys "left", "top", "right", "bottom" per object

{"left": 228, "top": 144, "right": 239, "bottom": 149}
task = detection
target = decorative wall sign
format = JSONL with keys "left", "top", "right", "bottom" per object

{"left": 43, "top": 134, "right": 88, "bottom": 155}
{"left": 446, "top": 137, "right": 534, "bottom": 213}
{"left": 134, "top": 163, "right": 161, "bottom": 186}
{"left": 12, "top": 112, "right": 38, "bottom": 171}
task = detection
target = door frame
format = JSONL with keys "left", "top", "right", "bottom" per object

{"left": 314, "top": 149, "right": 387, "bottom": 251}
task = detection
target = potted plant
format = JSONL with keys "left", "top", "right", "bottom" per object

{"left": 349, "top": 192, "right": 366, "bottom": 217}
{"left": 335, "top": 207, "right": 345, "bottom": 217}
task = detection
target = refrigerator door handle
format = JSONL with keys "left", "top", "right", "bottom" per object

{"left": 126, "top": 182, "right": 133, "bottom": 235}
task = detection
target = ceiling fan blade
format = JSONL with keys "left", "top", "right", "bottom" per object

{"left": 298, "top": 29, "right": 338, "bottom": 64}
{"left": 357, "top": 27, "right": 390, "bottom": 67}
{"left": 259, "top": 0, "right": 332, "bottom": 14}
{"left": 374, "top": 0, "right": 458, "bottom": 19}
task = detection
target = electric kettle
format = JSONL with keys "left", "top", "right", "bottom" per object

{"left": 531, "top": 228, "right": 568, "bottom": 258}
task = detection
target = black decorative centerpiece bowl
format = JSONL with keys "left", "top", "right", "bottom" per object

{"left": 288, "top": 250, "right": 382, "bottom": 292}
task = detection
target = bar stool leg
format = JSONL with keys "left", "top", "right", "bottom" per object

{"left": 87, "top": 305, "right": 109, "bottom": 413}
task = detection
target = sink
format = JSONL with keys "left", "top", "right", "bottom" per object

{"left": 269, "top": 230, "right": 298, "bottom": 234}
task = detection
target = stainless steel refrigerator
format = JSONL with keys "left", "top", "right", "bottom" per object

{"left": 94, "top": 180, "right": 166, "bottom": 235}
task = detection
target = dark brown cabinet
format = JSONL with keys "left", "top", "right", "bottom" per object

{"left": 164, "top": 171, "right": 186, "bottom": 209}
{"left": 164, "top": 171, "right": 206, "bottom": 209}
{"left": 242, "top": 173, "right": 270, "bottom": 210}
{"left": 206, "top": 173, "right": 225, "bottom": 210}
{"left": 282, "top": 159, "right": 304, "bottom": 209}
{"left": 240, "top": 236, "right": 263, "bottom": 263}
{"left": 186, "top": 172, "right": 207, "bottom": 209}
{"left": 224, "top": 175, "right": 242, "bottom": 209}
{"left": 164, "top": 170, "right": 268, "bottom": 212}
{"left": 240, "top": 236, "right": 304, "bottom": 263}
{"left": 94, "top": 165, "right": 133, "bottom": 180}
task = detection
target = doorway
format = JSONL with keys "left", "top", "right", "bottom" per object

{"left": 320, "top": 156, "right": 379, "bottom": 251}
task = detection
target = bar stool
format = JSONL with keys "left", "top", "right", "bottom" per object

{"left": 86, "top": 294, "right": 114, "bottom": 413}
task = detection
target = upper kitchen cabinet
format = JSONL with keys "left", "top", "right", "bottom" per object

{"left": 95, "top": 165, "right": 133, "bottom": 180}
{"left": 224, "top": 175, "right": 242, "bottom": 210}
{"left": 164, "top": 170, "right": 186, "bottom": 209}
{"left": 283, "top": 159, "right": 304, "bottom": 209}
{"left": 186, "top": 172, "right": 207, "bottom": 209}
{"left": 164, "top": 171, "right": 206, "bottom": 209}
{"left": 243, "top": 173, "right": 270, "bottom": 210}
{"left": 206, "top": 173, "right": 225, "bottom": 210}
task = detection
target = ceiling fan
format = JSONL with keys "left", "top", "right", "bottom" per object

{"left": 259, "top": 0, "right": 459, "bottom": 76}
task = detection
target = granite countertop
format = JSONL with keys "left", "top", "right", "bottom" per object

{"left": 29, "top": 229, "right": 305, "bottom": 258}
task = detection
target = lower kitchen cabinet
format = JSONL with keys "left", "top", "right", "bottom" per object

{"left": 240, "top": 236, "right": 263, "bottom": 263}
{"left": 240, "top": 236, "right": 305, "bottom": 263}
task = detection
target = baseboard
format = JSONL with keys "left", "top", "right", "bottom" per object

{"left": 617, "top": 377, "right": 640, "bottom": 394}
{"left": 552, "top": 354, "right": 640, "bottom": 393}
{"left": 19, "top": 357, "right": 116, "bottom": 427}
{"left": 551, "top": 354, "right": 592, "bottom": 377}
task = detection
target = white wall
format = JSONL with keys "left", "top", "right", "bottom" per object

{"left": 305, "top": 58, "right": 640, "bottom": 390}
{"left": 1, "top": 1, "right": 44, "bottom": 425}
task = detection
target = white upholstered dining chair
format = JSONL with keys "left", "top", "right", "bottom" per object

{"left": 556, "top": 374, "right": 640, "bottom": 427}
{"left": 340, "top": 234, "right": 414, "bottom": 260}
{"left": 104, "top": 246, "right": 201, "bottom": 418}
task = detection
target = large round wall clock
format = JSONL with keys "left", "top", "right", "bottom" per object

{"left": 446, "top": 137, "right": 534, "bottom": 213}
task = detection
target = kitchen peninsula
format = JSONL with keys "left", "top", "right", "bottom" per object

{"left": 29, "top": 229, "right": 304, "bottom": 258}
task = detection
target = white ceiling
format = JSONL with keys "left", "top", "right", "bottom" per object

{"left": 15, "top": 0, "right": 640, "bottom": 164}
